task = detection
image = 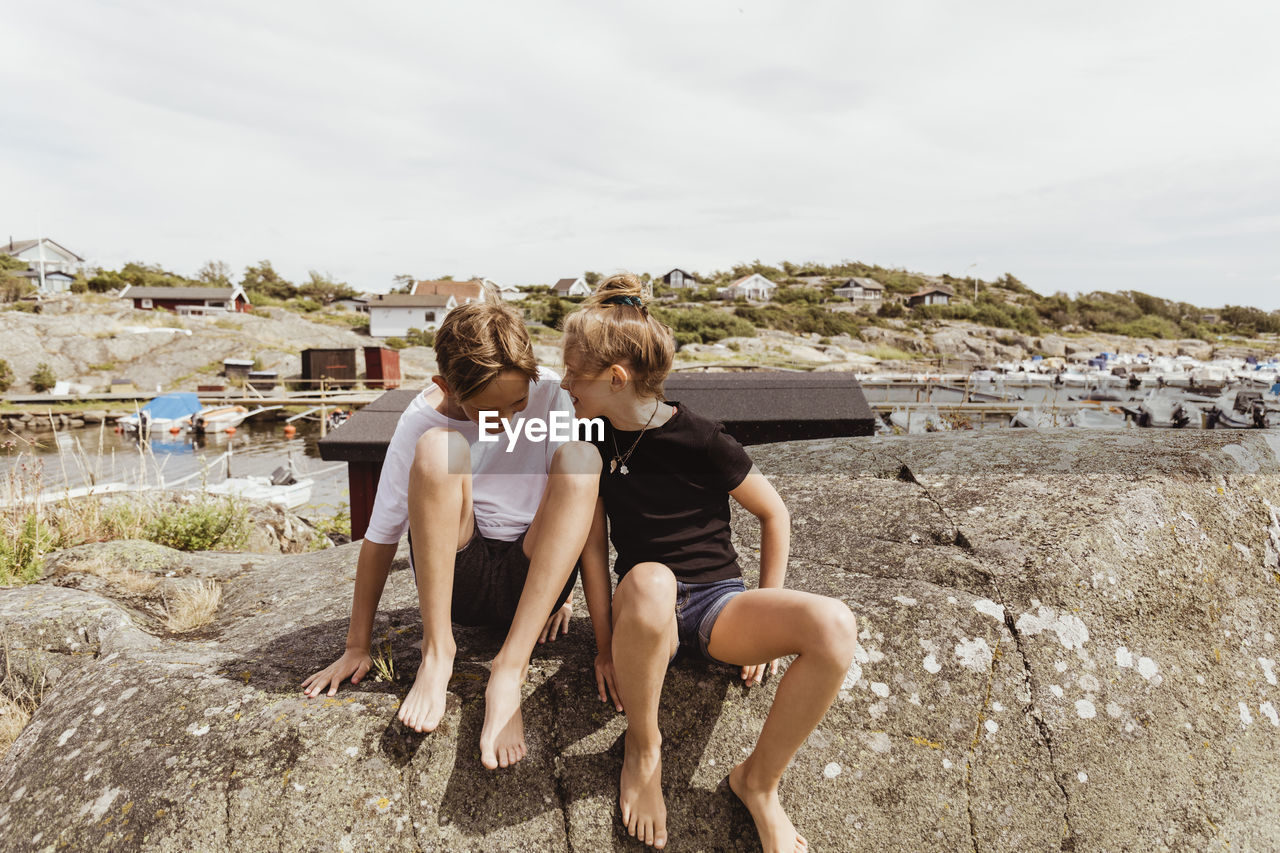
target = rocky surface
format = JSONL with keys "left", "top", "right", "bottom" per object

{"left": 0, "top": 297, "right": 442, "bottom": 394}
{"left": 2, "top": 431, "right": 1279, "bottom": 851}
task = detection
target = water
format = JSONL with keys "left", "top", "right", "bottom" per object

{"left": 2, "top": 420, "right": 349, "bottom": 521}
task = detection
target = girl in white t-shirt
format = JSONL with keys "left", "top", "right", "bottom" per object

{"left": 302, "top": 300, "right": 601, "bottom": 773}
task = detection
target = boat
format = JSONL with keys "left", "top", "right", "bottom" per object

{"left": 1066, "top": 408, "right": 1129, "bottom": 429}
{"left": 1206, "top": 390, "right": 1274, "bottom": 429}
{"left": 1128, "top": 391, "right": 1191, "bottom": 429}
{"left": 1009, "top": 407, "right": 1059, "bottom": 428}
{"left": 192, "top": 404, "right": 249, "bottom": 433}
{"left": 117, "top": 392, "right": 203, "bottom": 434}
{"left": 206, "top": 464, "right": 314, "bottom": 510}
{"left": 191, "top": 404, "right": 282, "bottom": 434}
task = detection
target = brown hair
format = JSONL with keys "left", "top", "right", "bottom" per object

{"left": 434, "top": 297, "right": 539, "bottom": 400}
{"left": 562, "top": 273, "right": 675, "bottom": 399}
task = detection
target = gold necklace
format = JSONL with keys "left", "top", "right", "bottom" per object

{"left": 609, "top": 400, "right": 659, "bottom": 475}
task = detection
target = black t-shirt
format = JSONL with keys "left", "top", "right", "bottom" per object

{"left": 593, "top": 402, "right": 754, "bottom": 583}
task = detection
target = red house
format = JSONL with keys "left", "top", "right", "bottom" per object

{"left": 122, "top": 284, "right": 251, "bottom": 314}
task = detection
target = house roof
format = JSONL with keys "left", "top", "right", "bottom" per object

{"left": 553, "top": 277, "right": 585, "bottom": 292}
{"left": 412, "top": 279, "right": 486, "bottom": 300}
{"left": 909, "top": 284, "right": 955, "bottom": 298}
{"left": 1, "top": 238, "right": 84, "bottom": 261}
{"left": 368, "top": 293, "right": 455, "bottom": 308}
{"left": 728, "top": 273, "right": 776, "bottom": 289}
{"left": 123, "top": 286, "right": 241, "bottom": 301}
{"left": 664, "top": 268, "right": 696, "bottom": 279}
{"left": 842, "top": 277, "right": 884, "bottom": 290}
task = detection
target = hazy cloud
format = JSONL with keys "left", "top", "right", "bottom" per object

{"left": 2, "top": 0, "right": 1276, "bottom": 307}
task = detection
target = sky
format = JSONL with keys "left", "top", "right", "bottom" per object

{"left": 3, "top": 0, "right": 1278, "bottom": 308}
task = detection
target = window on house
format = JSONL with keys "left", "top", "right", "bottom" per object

{"left": 141, "top": 298, "right": 153, "bottom": 309}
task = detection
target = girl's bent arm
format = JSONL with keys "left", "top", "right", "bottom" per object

{"left": 730, "top": 466, "right": 791, "bottom": 589}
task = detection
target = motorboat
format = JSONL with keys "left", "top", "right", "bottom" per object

{"left": 1009, "top": 407, "right": 1059, "bottom": 428}
{"left": 1066, "top": 407, "right": 1129, "bottom": 429}
{"left": 206, "top": 464, "right": 314, "bottom": 510}
{"left": 117, "top": 392, "right": 203, "bottom": 434}
{"left": 1128, "top": 391, "right": 1191, "bottom": 429}
{"left": 191, "top": 404, "right": 281, "bottom": 434}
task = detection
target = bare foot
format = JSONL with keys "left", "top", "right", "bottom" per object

{"left": 397, "top": 645, "right": 454, "bottom": 733}
{"left": 728, "top": 761, "right": 807, "bottom": 853}
{"left": 479, "top": 667, "right": 526, "bottom": 769}
{"left": 619, "top": 734, "right": 667, "bottom": 848}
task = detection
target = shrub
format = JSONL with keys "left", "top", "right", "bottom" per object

{"left": 653, "top": 306, "right": 755, "bottom": 344}
{"left": 0, "top": 511, "right": 54, "bottom": 584}
{"left": 0, "top": 359, "right": 12, "bottom": 392}
{"left": 143, "top": 498, "right": 248, "bottom": 552}
{"left": 673, "top": 331, "right": 700, "bottom": 348}
{"left": 383, "top": 337, "right": 408, "bottom": 350}
{"left": 30, "top": 363, "right": 56, "bottom": 392}
{"left": 405, "top": 327, "right": 435, "bottom": 348}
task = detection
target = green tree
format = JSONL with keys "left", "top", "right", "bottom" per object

{"left": 241, "top": 260, "right": 295, "bottom": 301}
{"left": 298, "top": 271, "right": 358, "bottom": 306}
{"left": 545, "top": 298, "right": 569, "bottom": 330}
{"left": 0, "top": 358, "right": 13, "bottom": 392}
{"left": 584, "top": 271, "right": 601, "bottom": 286}
{"left": 31, "top": 362, "right": 56, "bottom": 392}
{"left": 391, "top": 274, "right": 416, "bottom": 294}
{"left": 196, "top": 260, "right": 233, "bottom": 286}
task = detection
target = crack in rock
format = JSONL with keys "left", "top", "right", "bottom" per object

{"left": 1001, "top": 605, "right": 1076, "bottom": 851}
{"left": 891, "top": 458, "right": 974, "bottom": 551}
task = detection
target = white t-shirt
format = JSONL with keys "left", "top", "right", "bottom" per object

{"left": 364, "top": 367, "right": 573, "bottom": 544}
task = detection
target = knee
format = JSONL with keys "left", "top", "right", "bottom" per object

{"left": 808, "top": 599, "right": 860, "bottom": 667}
{"left": 550, "top": 440, "right": 602, "bottom": 478}
{"left": 615, "top": 563, "right": 676, "bottom": 632}
{"left": 412, "top": 428, "right": 469, "bottom": 482}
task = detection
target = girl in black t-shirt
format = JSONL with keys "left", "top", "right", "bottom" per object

{"left": 561, "top": 273, "right": 861, "bottom": 853}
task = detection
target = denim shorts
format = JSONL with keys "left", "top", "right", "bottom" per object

{"left": 673, "top": 576, "right": 747, "bottom": 664}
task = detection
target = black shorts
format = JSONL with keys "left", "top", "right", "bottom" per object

{"left": 410, "top": 528, "right": 578, "bottom": 629}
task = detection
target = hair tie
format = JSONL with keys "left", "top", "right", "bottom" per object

{"left": 602, "top": 295, "right": 644, "bottom": 308}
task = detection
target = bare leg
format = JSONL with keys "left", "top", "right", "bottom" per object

{"left": 611, "top": 562, "right": 679, "bottom": 849}
{"left": 708, "top": 590, "right": 858, "bottom": 853}
{"left": 479, "top": 441, "right": 600, "bottom": 769}
{"left": 398, "top": 428, "right": 473, "bottom": 733}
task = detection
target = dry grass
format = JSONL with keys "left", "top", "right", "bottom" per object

{"left": 59, "top": 554, "right": 161, "bottom": 595}
{"left": 370, "top": 637, "right": 397, "bottom": 683}
{"left": 161, "top": 580, "right": 222, "bottom": 633}
{"left": 0, "top": 640, "right": 46, "bottom": 758}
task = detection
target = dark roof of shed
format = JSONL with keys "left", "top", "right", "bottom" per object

{"left": 124, "top": 286, "right": 239, "bottom": 300}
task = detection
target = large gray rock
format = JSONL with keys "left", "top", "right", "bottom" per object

{"left": 2, "top": 431, "right": 1279, "bottom": 851}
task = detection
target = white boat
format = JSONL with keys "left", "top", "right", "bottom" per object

{"left": 1067, "top": 408, "right": 1129, "bottom": 429}
{"left": 206, "top": 465, "right": 314, "bottom": 509}
{"left": 117, "top": 392, "right": 203, "bottom": 434}
{"left": 1009, "top": 407, "right": 1059, "bottom": 428}
{"left": 192, "top": 404, "right": 281, "bottom": 434}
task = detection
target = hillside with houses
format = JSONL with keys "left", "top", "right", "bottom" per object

{"left": 3, "top": 238, "right": 1278, "bottom": 395}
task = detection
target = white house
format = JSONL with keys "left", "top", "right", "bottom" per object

{"left": 834, "top": 277, "right": 884, "bottom": 302}
{"left": 483, "top": 278, "right": 525, "bottom": 302}
{"left": 2, "top": 237, "right": 84, "bottom": 294}
{"left": 719, "top": 273, "right": 777, "bottom": 302}
{"left": 553, "top": 277, "right": 591, "bottom": 297}
{"left": 661, "top": 268, "right": 697, "bottom": 289}
{"left": 367, "top": 293, "right": 457, "bottom": 337}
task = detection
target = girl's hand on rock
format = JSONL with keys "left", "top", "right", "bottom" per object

{"left": 740, "top": 659, "right": 778, "bottom": 688}
{"left": 595, "top": 652, "right": 624, "bottom": 713}
{"left": 539, "top": 596, "right": 573, "bottom": 643}
{"left": 301, "top": 649, "right": 373, "bottom": 697}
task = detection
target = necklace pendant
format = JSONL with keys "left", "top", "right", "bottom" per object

{"left": 609, "top": 458, "right": 618, "bottom": 474}
{"left": 620, "top": 463, "right": 629, "bottom": 475}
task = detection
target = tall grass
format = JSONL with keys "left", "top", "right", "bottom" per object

{"left": 2, "top": 431, "right": 251, "bottom": 585}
